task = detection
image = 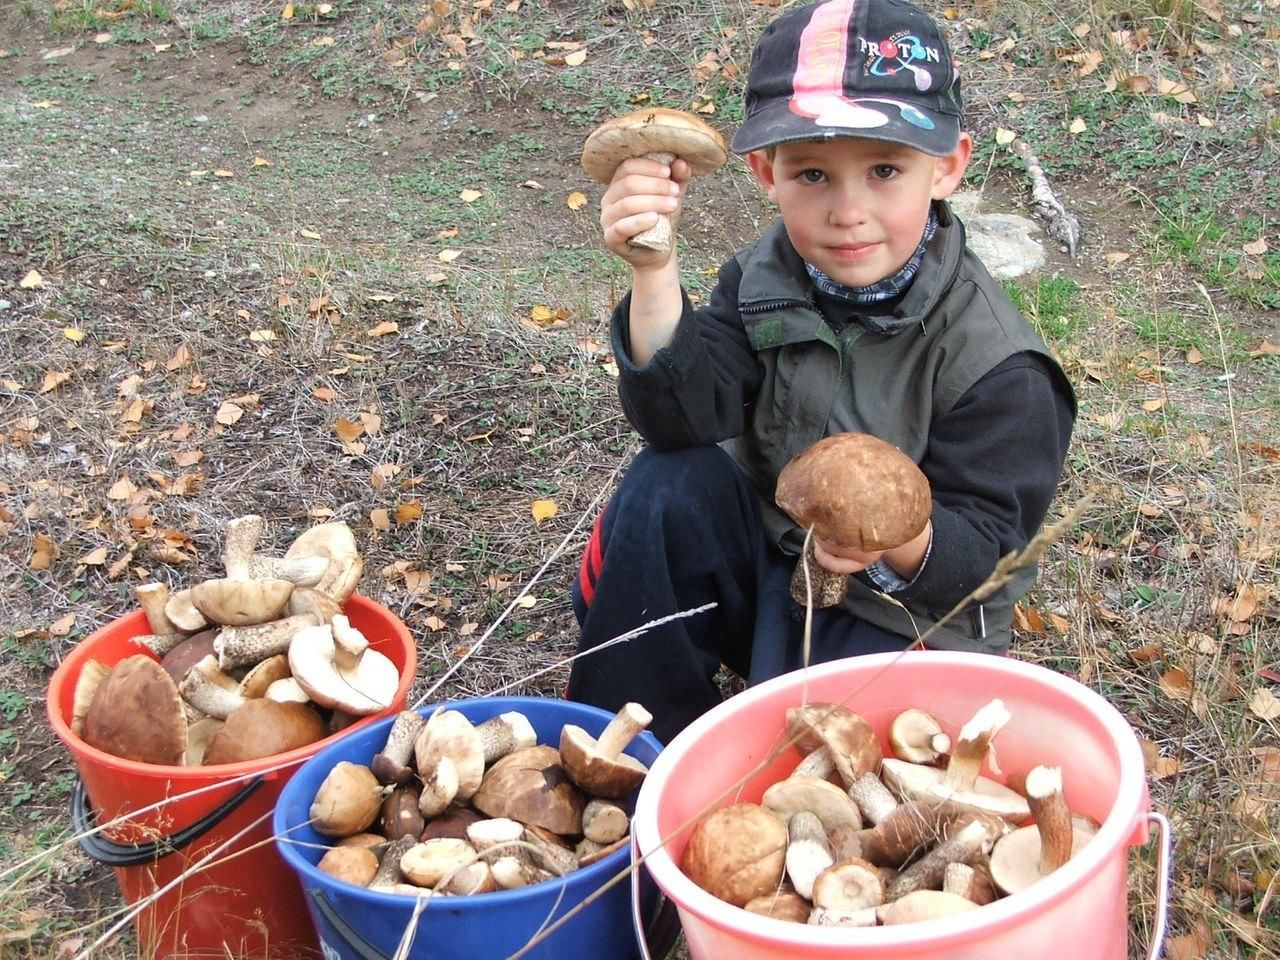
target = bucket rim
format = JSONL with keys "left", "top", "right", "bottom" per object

{"left": 632, "top": 651, "right": 1150, "bottom": 948}
{"left": 45, "top": 594, "right": 417, "bottom": 780}
{"left": 273, "top": 694, "right": 663, "bottom": 914}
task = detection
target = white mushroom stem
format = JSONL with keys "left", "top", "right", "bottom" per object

{"left": 943, "top": 861, "right": 998, "bottom": 905}
{"left": 466, "top": 818, "right": 527, "bottom": 862}
{"left": 131, "top": 632, "right": 190, "bottom": 657}
{"left": 810, "top": 858, "right": 884, "bottom": 912}
{"left": 597, "top": 701, "right": 653, "bottom": 758}
{"left": 250, "top": 554, "right": 328, "bottom": 586}
{"left": 475, "top": 711, "right": 537, "bottom": 764}
{"left": 178, "top": 654, "right": 248, "bottom": 720}
{"left": 522, "top": 827, "right": 579, "bottom": 876}
{"left": 331, "top": 614, "right": 369, "bottom": 671}
{"left": 223, "top": 514, "right": 264, "bottom": 580}
{"left": 848, "top": 772, "right": 899, "bottom": 825}
{"left": 267, "top": 677, "right": 310, "bottom": 704}
{"left": 943, "top": 699, "right": 1011, "bottom": 792}
{"left": 134, "top": 582, "right": 177, "bottom": 636}
{"left": 889, "top": 708, "right": 952, "bottom": 764}
{"left": 793, "top": 745, "right": 837, "bottom": 780}
{"left": 785, "top": 810, "right": 834, "bottom": 901}
{"left": 216, "top": 614, "right": 318, "bottom": 670}
{"left": 808, "top": 906, "right": 879, "bottom": 927}
{"left": 369, "top": 835, "right": 416, "bottom": 892}
{"left": 880, "top": 889, "right": 979, "bottom": 925}
{"left": 886, "top": 817, "right": 988, "bottom": 899}
{"left": 1026, "top": 765, "right": 1072, "bottom": 873}
{"left": 582, "top": 798, "right": 630, "bottom": 844}
{"left": 492, "top": 856, "right": 553, "bottom": 889}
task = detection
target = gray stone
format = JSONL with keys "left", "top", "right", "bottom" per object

{"left": 949, "top": 191, "right": 1045, "bottom": 279}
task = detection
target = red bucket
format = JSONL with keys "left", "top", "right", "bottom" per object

{"left": 46, "top": 594, "right": 417, "bottom": 960}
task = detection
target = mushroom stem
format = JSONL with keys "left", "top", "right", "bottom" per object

{"left": 793, "top": 744, "right": 837, "bottom": 780}
{"left": 372, "top": 711, "right": 426, "bottom": 785}
{"left": 475, "top": 711, "right": 537, "bottom": 764}
{"left": 368, "top": 835, "right": 416, "bottom": 892}
{"left": 785, "top": 810, "right": 835, "bottom": 901}
{"left": 597, "top": 701, "right": 652, "bottom": 758}
{"left": 582, "top": 798, "right": 630, "bottom": 845}
{"left": 943, "top": 861, "right": 998, "bottom": 905}
{"left": 943, "top": 699, "right": 1011, "bottom": 792}
{"left": 886, "top": 817, "right": 988, "bottom": 899}
{"left": 134, "top": 582, "right": 177, "bottom": 636}
{"left": 178, "top": 654, "right": 248, "bottom": 720}
{"left": 847, "top": 772, "right": 899, "bottom": 825}
{"left": 1026, "top": 765, "right": 1073, "bottom": 873}
{"left": 217, "top": 614, "right": 318, "bottom": 670}
{"left": 331, "top": 614, "right": 370, "bottom": 672}
{"left": 223, "top": 515, "right": 264, "bottom": 580}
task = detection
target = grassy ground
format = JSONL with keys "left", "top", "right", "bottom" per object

{"left": 0, "top": 0, "right": 1277, "bottom": 957}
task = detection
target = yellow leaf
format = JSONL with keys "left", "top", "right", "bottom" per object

{"left": 1068, "top": 116, "right": 1087, "bottom": 135}
{"left": 20, "top": 269, "right": 44, "bottom": 289}
{"left": 252, "top": 156, "right": 271, "bottom": 167}
{"left": 282, "top": 2, "right": 295, "bottom": 19}
{"left": 396, "top": 501, "right": 424, "bottom": 524}
{"left": 334, "top": 418, "right": 365, "bottom": 443}
{"left": 106, "top": 475, "right": 137, "bottom": 500}
{"left": 994, "top": 127, "right": 1016, "bottom": 146}
{"left": 566, "top": 191, "right": 588, "bottom": 210}
{"left": 248, "top": 329, "right": 276, "bottom": 342}
{"left": 438, "top": 227, "right": 459, "bottom": 238}
{"left": 313, "top": 36, "right": 335, "bottom": 47}
{"left": 1159, "top": 667, "right": 1193, "bottom": 700}
{"left": 531, "top": 499, "right": 558, "bottom": 523}
{"left": 515, "top": 595, "right": 537, "bottom": 609}
{"left": 215, "top": 401, "right": 245, "bottom": 425}
{"left": 298, "top": 228, "right": 323, "bottom": 240}
{"left": 49, "top": 613, "right": 76, "bottom": 636}
{"left": 1249, "top": 688, "right": 1280, "bottom": 721}
{"left": 62, "top": 326, "right": 84, "bottom": 341}
{"left": 313, "top": 386, "right": 336, "bottom": 402}
{"left": 153, "top": 42, "right": 171, "bottom": 52}
{"left": 367, "top": 321, "right": 399, "bottom": 337}
{"left": 79, "top": 546, "right": 108, "bottom": 566}
{"left": 370, "top": 508, "right": 390, "bottom": 531}
{"left": 459, "top": 188, "right": 483, "bottom": 203}
{"left": 1142, "top": 398, "right": 1165, "bottom": 412}
{"left": 371, "top": 463, "right": 401, "bottom": 490}
{"left": 1242, "top": 236, "right": 1268, "bottom": 256}
{"left": 530, "top": 304, "right": 554, "bottom": 323}
{"left": 39, "top": 370, "right": 71, "bottom": 393}
{"left": 424, "top": 615, "right": 446, "bottom": 631}
{"left": 214, "top": 169, "right": 235, "bottom": 179}
{"left": 30, "top": 533, "right": 58, "bottom": 570}
{"left": 565, "top": 48, "right": 587, "bottom": 66}
{"left": 438, "top": 249, "right": 462, "bottom": 262}
{"left": 1156, "top": 76, "right": 1197, "bottom": 104}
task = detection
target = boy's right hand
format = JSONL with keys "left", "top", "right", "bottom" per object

{"left": 600, "top": 156, "right": 691, "bottom": 270}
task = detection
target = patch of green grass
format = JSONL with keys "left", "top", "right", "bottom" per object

{"left": 1004, "top": 273, "right": 1088, "bottom": 343}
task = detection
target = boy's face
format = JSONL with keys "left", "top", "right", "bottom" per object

{"left": 746, "top": 134, "right": 971, "bottom": 288}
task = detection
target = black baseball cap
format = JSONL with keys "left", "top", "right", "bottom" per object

{"left": 731, "top": 0, "right": 964, "bottom": 157}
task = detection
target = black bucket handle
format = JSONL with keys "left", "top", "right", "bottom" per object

{"left": 308, "top": 876, "right": 681, "bottom": 960}
{"left": 70, "top": 775, "right": 265, "bottom": 868}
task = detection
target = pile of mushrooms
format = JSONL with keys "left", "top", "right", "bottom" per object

{"left": 307, "top": 702, "right": 653, "bottom": 897}
{"left": 680, "top": 699, "right": 1098, "bottom": 926}
{"left": 71, "top": 516, "right": 399, "bottom": 767}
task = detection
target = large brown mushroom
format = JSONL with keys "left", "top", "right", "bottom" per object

{"left": 201, "top": 698, "right": 327, "bottom": 765}
{"left": 680, "top": 803, "right": 788, "bottom": 908}
{"left": 580, "top": 108, "right": 727, "bottom": 255}
{"left": 80, "top": 655, "right": 187, "bottom": 765}
{"left": 471, "top": 744, "right": 586, "bottom": 837}
{"left": 775, "top": 432, "right": 932, "bottom": 607}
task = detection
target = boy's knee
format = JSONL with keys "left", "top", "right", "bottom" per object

{"left": 621, "top": 446, "right": 745, "bottom": 517}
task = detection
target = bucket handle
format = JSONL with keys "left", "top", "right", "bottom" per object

{"left": 309, "top": 889, "right": 393, "bottom": 960}
{"left": 629, "top": 837, "right": 684, "bottom": 960}
{"left": 1144, "top": 811, "right": 1174, "bottom": 960}
{"left": 70, "top": 774, "right": 265, "bottom": 868}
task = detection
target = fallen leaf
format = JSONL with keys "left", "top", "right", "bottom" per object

{"left": 1129, "top": 642, "right": 1164, "bottom": 663}
{"left": 564, "top": 48, "right": 588, "bottom": 66}
{"left": 248, "top": 329, "right": 276, "bottom": 342}
{"left": 79, "top": 546, "right": 108, "bottom": 566}
{"left": 62, "top": 327, "right": 84, "bottom": 341}
{"left": 30, "top": 533, "right": 58, "bottom": 570}
{"left": 1218, "top": 584, "right": 1260, "bottom": 622}
{"left": 459, "top": 188, "right": 483, "bottom": 203}
{"left": 215, "top": 401, "right": 245, "bottom": 425}
{"left": 994, "top": 127, "right": 1016, "bottom": 146}
{"left": 1164, "top": 921, "right": 1211, "bottom": 960}
{"left": 1142, "top": 398, "right": 1166, "bottom": 412}
{"left": 20, "top": 269, "right": 46, "bottom": 289}
{"left": 371, "top": 463, "right": 401, "bottom": 490}
{"left": 370, "top": 508, "right": 390, "bottom": 531}
{"left": 39, "top": 370, "right": 71, "bottom": 393}
{"left": 1159, "top": 667, "right": 1194, "bottom": 700}
{"left": 514, "top": 595, "right": 537, "bottom": 608}
{"left": 1242, "top": 236, "right": 1268, "bottom": 256}
{"left": 298, "top": 228, "right": 323, "bottom": 240}
{"left": 282, "top": 3, "right": 295, "bottom": 19}
{"left": 252, "top": 156, "right": 271, "bottom": 167}
{"left": 334, "top": 418, "right": 365, "bottom": 444}
{"left": 1249, "top": 687, "right": 1280, "bottom": 720}
{"left": 173, "top": 450, "right": 203, "bottom": 467}
{"left": 1104, "top": 251, "right": 1130, "bottom": 265}
{"left": 106, "top": 475, "right": 138, "bottom": 500}
{"left": 49, "top": 614, "right": 75, "bottom": 636}
{"left": 166, "top": 344, "right": 192, "bottom": 371}
{"left": 1157, "top": 76, "right": 1198, "bottom": 103}
{"left": 459, "top": 622, "right": 478, "bottom": 636}
{"left": 438, "top": 249, "right": 461, "bottom": 262}
{"left": 567, "top": 190, "right": 588, "bottom": 210}
{"left": 367, "top": 321, "right": 399, "bottom": 336}
{"left": 313, "top": 386, "right": 336, "bottom": 402}
{"left": 424, "top": 615, "right": 446, "bottom": 631}
{"left": 395, "top": 501, "right": 424, "bottom": 524}
{"left": 531, "top": 499, "right": 558, "bottom": 523}
{"left": 1068, "top": 116, "right": 1087, "bottom": 134}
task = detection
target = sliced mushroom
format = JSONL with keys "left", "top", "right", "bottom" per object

{"left": 559, "top": 701, "right": 651, "bottom": 799}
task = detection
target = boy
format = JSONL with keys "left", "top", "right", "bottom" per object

{"left": 567, "top": 0, "right": 1076, "bottom": 746}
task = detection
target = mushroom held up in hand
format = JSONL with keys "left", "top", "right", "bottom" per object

{"left": 581, "top": 108, "right": 727, "bottom": 255}
{"left": 774, "top": 432, "right": 932, "bottom": 607}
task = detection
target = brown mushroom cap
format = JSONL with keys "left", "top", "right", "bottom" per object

{"left": 81, "top": 655, "right": 187, "bottom": 765}
{"left": 471, "top": 744, "right": 586, "bottom": 836}
{"left": 785, "top": 702, "right": 882, "bottom": 787}
{"left": 580, "top": 108, "right": 728, "bottom": 183}
{"left": 680, "top": 803, "right": 788, "bottom": 908}
{"left": 202, "top": 699, "right": 327, "bottom": 765}
{"left": 775, "top": 432, "right": 931, "bottom": 552}
{"left": 158, "top": 629, "right": 219, "bottom": 686}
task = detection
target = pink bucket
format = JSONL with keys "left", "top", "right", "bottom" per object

{"left": 631, "top": 652, "right": 1172, "bottom": 960}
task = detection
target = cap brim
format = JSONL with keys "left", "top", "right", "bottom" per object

{"left": 731, "top": 97, "right": 959, "bottom": 157}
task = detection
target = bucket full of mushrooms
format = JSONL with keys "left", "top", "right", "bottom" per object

{"left": 45, "top": 516, "right": 417, "bottom": 960}
{"left": 272, "top": 695, "right": 679, "bottom": 960}
{"left": 630, "top": 652, "right": 1172, "bottom": 960}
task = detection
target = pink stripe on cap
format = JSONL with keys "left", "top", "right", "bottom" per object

{"left": 791, "top": 0, "right": 855, "bottom": 100}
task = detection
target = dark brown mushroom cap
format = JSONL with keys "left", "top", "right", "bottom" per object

{"left": 202, "top": 699, "right": 327, "bottom": 765}
{"left": 158, "top": 629, "right": 219, "bottom": 686}
{"left": 581, "top": 108, "right": 728, "bottom": 183}
{"left": 559, "top": 724, "right": 648, "bottom": 799}
{"left": 775, "top": 432, "right": 931, "bottom": 552}
{"left": 81, "top": 655, "right": 186, "bottom": 765}
{"left": 471, "top": 744, "right": 586, "bottom": 836}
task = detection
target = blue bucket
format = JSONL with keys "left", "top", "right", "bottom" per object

{"left": 274, "top": 696, "right": 673, "bottom": 960}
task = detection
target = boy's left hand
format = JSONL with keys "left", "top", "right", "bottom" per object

{"left": 812, "top": 538, "right": 881, "bottom": 575}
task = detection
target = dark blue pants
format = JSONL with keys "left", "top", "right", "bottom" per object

{"left": 566, "top": 446, "right": 910, "bottom": 745}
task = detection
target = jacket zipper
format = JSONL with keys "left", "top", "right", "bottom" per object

{"left": 740, "top": 298, "right": 813, "bottom": 315}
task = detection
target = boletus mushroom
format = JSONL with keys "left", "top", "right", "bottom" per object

{"left": 81, "top": 655, "right": 187, "bottom": 765}
{"left": 774, "top": 432, "right": 932, "bottom": 607}
{"left": 681, "top": 802, "right": 787, "bottom": 908}
{"left": 580, "top": 108, "right": 727, "bottom": 255}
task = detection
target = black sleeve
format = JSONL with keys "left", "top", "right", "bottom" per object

{"left": 610, "top": 257, "right": 762, "bottom": 449}
{"left": 887, "top": 351, "right": 1076, "bottom": 609}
